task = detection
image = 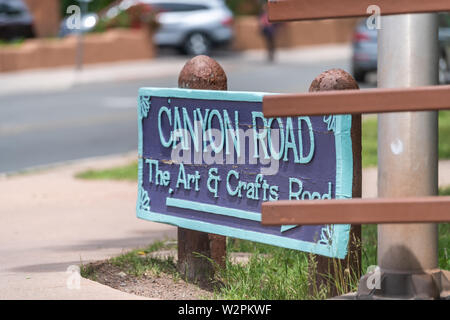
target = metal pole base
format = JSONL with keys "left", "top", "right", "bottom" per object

{"left": 354, "top": 269, "right": 450, "bottom": 300}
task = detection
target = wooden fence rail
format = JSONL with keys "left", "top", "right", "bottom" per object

{"left": 263, "top": 85, "right": 450, "bottom": 117}
{"left": 262, "top": 197, "right": 450, "bottom": 226}
{"left": 262, "top": 86, "right": 450, "bottom": 227}
{"left": 268, "top": 0, "right": 450, "bottom": 22}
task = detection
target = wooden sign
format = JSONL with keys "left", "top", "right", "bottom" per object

{"left": 137, "top": 88, "right": 354, "bottom": 259}
{"left": 268, "top": 0, "right": 450, "bottom": 22}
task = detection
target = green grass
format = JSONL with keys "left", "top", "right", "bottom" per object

{"left": 438, "top": 224, "right": 450, "bottom": 270}
{"left": 362, "top": 117, "right": 378, "bottom": 168}
{"left": 81, "top": 240, "right": 179, "bottom": 280}
{"left": 440, "top": 186, "right": 450, "bottom": 196}
{"left": 0, "top": 38, "right": 25, "bottom": 47}
{"left": 108, "top": 241, "right": 179, "bottom": 278}
{"left": 438, "top": 187, "right": 450, "bottom": 270}
{"left": 439, "top": 111, "right": 450, "bottom": 159}
{"left": 80, "top": 263, "right": 98, "bottom": 281}
{"left": 217, "top": 241, "right": 315, "bottom": 299}
{"left": 75, "top": 161, "right": 138, "bottom": 181}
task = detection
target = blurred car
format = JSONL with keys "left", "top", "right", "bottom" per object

{"left": 142, "top": 0, "right": 234, "bottom": 55}
{"left": 0, "top": 0, "right": 34, "bottom": 41}
{"left": 352, "top": 13, "right": 450, "bottom": 84}
{"left": 60, "top": 0, "right": 234, "bottom": 56}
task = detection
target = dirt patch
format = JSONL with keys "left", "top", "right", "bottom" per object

{"left": 84, "top": 260, "right": 214, "bottom": 300}
{"left": 81, "top": 250, "right": 263, "bottom": 300}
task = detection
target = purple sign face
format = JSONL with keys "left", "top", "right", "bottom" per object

{"left": 137, "top": 88, "right": 353, "bottom": 259}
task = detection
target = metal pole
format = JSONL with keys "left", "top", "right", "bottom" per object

{"left": 377, "top": 13, "right": 439, "bottom": 297}
{"left": 76, "top": 0, "right": 88, "bottom": 71}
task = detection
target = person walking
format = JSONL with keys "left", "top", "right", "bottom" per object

{"left": 259, "top": 4, "right": 277, "bottom": 62}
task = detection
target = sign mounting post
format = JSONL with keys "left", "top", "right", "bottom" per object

{"left": 358, "top": 13, "right": 440, "bottom": 298}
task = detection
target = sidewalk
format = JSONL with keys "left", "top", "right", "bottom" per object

{"left": 0, "top": 44, "right": 352, "bottom": 97}
{"left": 1, "top": 152, "right": 448, "bottom": 299}
{"left": 0, "top": 152, "right": 176, "bottom": 300}
{"left": 0, "top": 58, "right": 186, "bottom": 97}
{"left": 363, "top": 160, "right": 450, "bottom": 198}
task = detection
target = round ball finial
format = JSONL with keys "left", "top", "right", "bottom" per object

{"left": 309, "top": 69, "right": 359, "bottom": 92}
{"left": 178, "top": 55, "right": 227, "bottom": 91}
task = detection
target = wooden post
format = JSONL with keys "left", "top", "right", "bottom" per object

{"left": 177, "top": 55, "right": 227, "bottom": 287}
{"left": 307, "top": 69, "right": 362, "bottom": 297}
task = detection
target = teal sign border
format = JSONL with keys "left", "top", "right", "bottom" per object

{"left": 136, "top": 88, "right": 353, "bottom": 259}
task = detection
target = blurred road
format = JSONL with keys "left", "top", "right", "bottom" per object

{"left": 0, "top": 45, "right": 366, "bottom": 174}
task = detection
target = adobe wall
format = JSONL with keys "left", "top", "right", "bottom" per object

{"left": 0, "top": 29, "right": 156, "bottom": 72}
{"left": 233, "top": 16, "right": 360, "bottom": 50}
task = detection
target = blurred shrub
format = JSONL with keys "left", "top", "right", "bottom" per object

{"left": 61, "top": 0, "right": 117, "bottom": 17}
{"left": 60, "top": 1, "right": 159, "bottom": 33}
{"left": 0, "top": 38, "right": 25, "bottom": 47}
{"left": 226, "top": 0, "right": 262, "bottom": 16}
{"left": 94, "top": 3, "right": 159, "bottom": 33}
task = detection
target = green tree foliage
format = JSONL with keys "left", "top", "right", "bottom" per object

{"left": 226, "top": 0, "right": 262, "bottom": 16}
{"left": 60, "top": 0, "right": 117, "bottom": 17}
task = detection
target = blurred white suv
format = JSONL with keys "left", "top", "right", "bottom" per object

{"left": 145, "top": 0, "right": 234, "bottom": 55}
{"left": 104, "top": 0, "right": 234, "bottom": 55}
